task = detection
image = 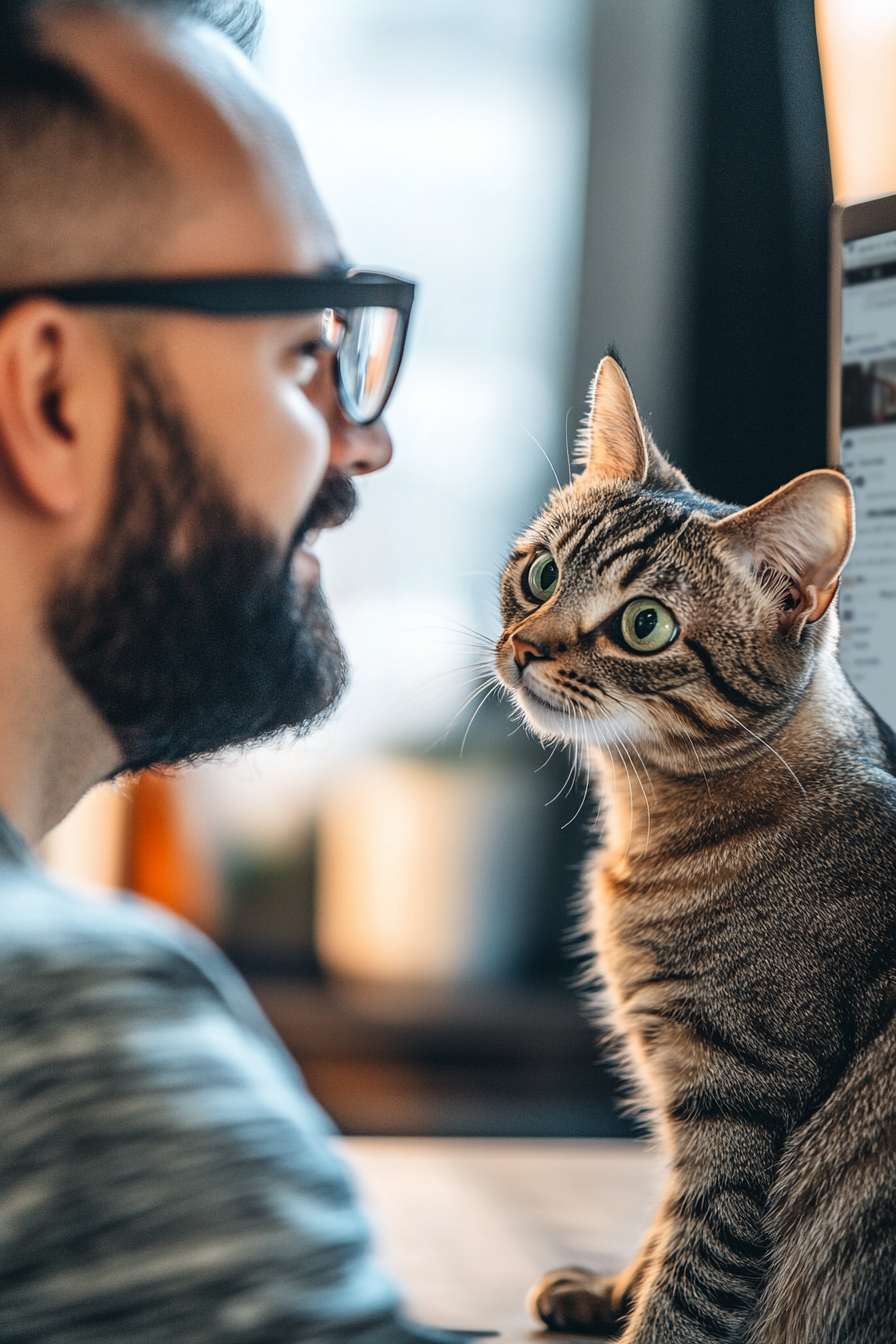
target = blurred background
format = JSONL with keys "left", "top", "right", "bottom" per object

{"left": 40, "top": 0, "right": 896, "bottom": 1137}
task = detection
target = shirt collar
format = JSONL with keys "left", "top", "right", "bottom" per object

{"left": 0, "top": 811, "right": 35, "bottom": 868}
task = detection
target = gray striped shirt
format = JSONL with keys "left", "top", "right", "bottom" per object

{"left": 0, "top": 817, "right": 450, "bottom": 1343}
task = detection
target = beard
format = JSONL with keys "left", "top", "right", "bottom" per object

{"left": 47, "top": 356, "right": 353, "bottom": 773}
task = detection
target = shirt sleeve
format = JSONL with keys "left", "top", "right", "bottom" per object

{"left": 0, "top": 891, "right": 449, "bottom": 1344}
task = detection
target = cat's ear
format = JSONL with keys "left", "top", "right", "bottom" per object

{"left": 577, "top": 356, "right": 648, "bottom": 484}
{"left": 710, "top": 470, "right": 855, "bottom": 627}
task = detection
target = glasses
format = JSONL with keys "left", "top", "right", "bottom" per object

{"left": 0, "top": 267, "right": 416, "bottom": 426}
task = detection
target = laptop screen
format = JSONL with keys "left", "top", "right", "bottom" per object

{"left": 837, "top": 225, "right": 896, "bottom": 726}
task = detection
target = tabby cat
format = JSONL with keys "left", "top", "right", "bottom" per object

{"left": 495, "top": 356, "right": 896, "bottom": 1343}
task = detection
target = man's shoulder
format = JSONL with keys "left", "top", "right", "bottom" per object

{"left": 0, "top": 859, "right": 268, "bottom": 1038}
{"left": 0, "top": 857, "right": 211, "bottom": 963}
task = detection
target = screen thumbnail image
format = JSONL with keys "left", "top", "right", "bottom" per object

{"left": 842, "top": 358, "right": 896, "bottom": 430}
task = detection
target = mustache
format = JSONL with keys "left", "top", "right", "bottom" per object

{"left": 294, "top": 468, "right": 357, "bottom": 547}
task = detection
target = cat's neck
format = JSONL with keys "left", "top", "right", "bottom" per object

{"left": 591, "top": 649, "right": 883, "bottom": 874}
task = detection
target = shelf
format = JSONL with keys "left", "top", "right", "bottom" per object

{"left": 249, "top": 978, "right": 637, "bottom": 1140}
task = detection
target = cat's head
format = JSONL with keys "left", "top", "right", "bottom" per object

{"left": 495, "top": 357, "right": 855, "bottom": 773}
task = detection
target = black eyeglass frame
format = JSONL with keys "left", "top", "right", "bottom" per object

{"left": 0, "top": 266, "right": 416, "bottom": 426}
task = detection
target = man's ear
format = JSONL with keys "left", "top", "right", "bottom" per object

{"left": 710, "top": 470, "right": 855, "bottom": 628}
{"left": 0, "top": 299, "right": 120, "bottom": 519}
{"left": 575, "top": 354, "right": 648, "bottom": 484}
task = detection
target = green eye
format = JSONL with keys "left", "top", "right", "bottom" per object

{"left": 619, "top": 597, "right": 678, "bottom": 653}
{"left": 525, "top": 550, "right": 559, "bottom": 602}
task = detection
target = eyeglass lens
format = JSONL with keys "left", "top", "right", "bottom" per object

{"left": 336, "top": 306, "right": 404, "bottom": 424}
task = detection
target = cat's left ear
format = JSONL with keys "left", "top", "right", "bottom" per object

{"left": 710, "top": 469, "right": 855, "bottom": 627}
{"left": 577, "top": 356, "right": 648, "bottom": 483}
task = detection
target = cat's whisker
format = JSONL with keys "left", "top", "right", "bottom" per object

{"left": 441, "top": 620, "right": 498, "bottom": 648}
{"left": 623, "top": 732, "right": 657, "bottom": 803}
{"left": 415, "top": 639, "right": 496, "bottom": 657}
{"left": 607, "top": 731, "right": 636, "bottom": 860}
{"left": 562, "top": 707, "right": 593, "bottom": 830}
{"left": 447, "top": 674, "right": 504, "bottom": 728}
{"left": 624, "top": 738, "right": 654, "bottom": 858}
{"left": 459, "top": 679, "right": 504, "bottom": 756}
{"left": 564, "top": 406, "right": 574, "bottom": 486}
{"left": 563, "top": 708, "right": 580, "bottom": 800}
{"left": 546, "top": 730, "right": 581, "bottom": 807}
{"left": 577, "top": 731, "right": 591, "bottom": 822}
{"left": 536, "top": 695, "right": 584, "bottom": 805}
{"left": 407, "top": 663, "right": 497, "bottom": 702}
{"left": 430, "top": 675, "right": 503, "bottom": 752}
{"left": 428, "top": 675, "right": 501, "bottom": 754}
{"left": 570, "top": 705, "right": 589, "bottom": 800}
{"left": 720, "top": 710, "right": 807, "bottom": 797}
{"left": 567, "top": 705, "right": 583, "bottom": 791}
{"left": 534, "top": 739, "right": 561, "bottom": 773}
{"left": 615, "top": 734, "right": 652, "bottom": 857}
{"left": 582, "top": 724, "right": 595, "bottom": 815}
{"left": 416, "top": 636, "right": 497, "bottom": 658}
{"left": 519, "top": 423, "right": 563, "bottom": 493}
{"left": 423, "top": 615, "right": 494, "bottom": 638}
{"left": 429, "top": 673, "right": 500, "bottom": 711}
{"left": 546, "top": 760, "right": 576, "bottom": 808}
{"left": 678, "top": 725, "right": 712, "bottom": 797}
{"left": 507, "top": 703, "right": 528, "bottom": 726}
{"left": 434, "top": 657, "right": 496, "bottom": 682}
{"left": 598, "top": 725, "right": 618, "bottom": 801}
{"left": 409, "top": 617, "right": 497, "bottom": 651}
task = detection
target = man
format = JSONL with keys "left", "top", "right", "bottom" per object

{"left": 0, "top": 2, "right": 456, "bottom": 1339}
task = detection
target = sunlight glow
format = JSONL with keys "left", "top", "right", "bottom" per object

{"left": 817, "top": 0, "right": 896, "bottom": 199}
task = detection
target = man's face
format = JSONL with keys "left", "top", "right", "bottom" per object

{"left": 49, "top": 354, "right": 354, "bottom": 771}
{"left": 40, "top": 12, "right": 396, "bottom": 767}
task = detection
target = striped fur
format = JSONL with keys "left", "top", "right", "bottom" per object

{"left": 496, "top": 359, "right": 894, "bottom": 1342}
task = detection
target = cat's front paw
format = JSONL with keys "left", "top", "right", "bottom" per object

{"left": 526, "top": 1267, "right": 625, "bottom": 1337}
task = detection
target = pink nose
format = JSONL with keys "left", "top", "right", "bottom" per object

{"left": 511, "top": 636, "right": 544, "bottom": 670}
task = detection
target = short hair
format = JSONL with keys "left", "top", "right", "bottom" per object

{"left": 0, "top": 0, "right": 265, "bottom": 286}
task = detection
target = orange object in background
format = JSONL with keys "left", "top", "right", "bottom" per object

{"left": 817, "top": 0, "right": 896, "bottom": 200}
{"left": 128, "top": 771, "right": 222, "bottom": 938}
{"left": 39, "top": 782, "right": 132, "bottom": 893}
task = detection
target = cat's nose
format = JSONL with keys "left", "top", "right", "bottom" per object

{"left": 511, "top": 636, "right": 546, "bottom": 670}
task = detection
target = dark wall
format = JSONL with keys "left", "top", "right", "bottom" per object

{"left": 571, "top": 0, "right": 832, "bottom": 509}
{"left": 686, "top": 0, "right": 832, "bottom": 506}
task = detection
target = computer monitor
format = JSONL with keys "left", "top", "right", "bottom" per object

{"left": 829, "top": 192, "right": 896, "bottom": 728}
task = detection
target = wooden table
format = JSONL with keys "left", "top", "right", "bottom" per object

{"left": 342, "top": 1139, "right": 663, "bottom": 1341}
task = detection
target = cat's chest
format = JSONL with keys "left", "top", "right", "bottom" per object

{"left": 587, "top": 858, "right": 664, "bottom": 1003}
{"left": 585, "top": 852, "right": 734, "bottom": 1099}
{"left": 585, "top": 787, "right": 691, "bottom": 992}
{"left": 585, "top": 770, "right": 758, "bottom": 992}
{"left": 583, "top": 805, "right": 733, "bottom": 1020}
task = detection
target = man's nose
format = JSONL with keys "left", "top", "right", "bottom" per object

{"left": 511, "top": 636, "right": 546, "bottom": 670}
{"left": 327, "top": 412, "right": 393, "bottom": 477}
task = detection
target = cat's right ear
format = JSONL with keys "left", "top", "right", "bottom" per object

{"left": 710, "top": 469, "right": 855, "bottom": 627}
{"left": 577, "top": 356, "right": 648, "bottom": 484}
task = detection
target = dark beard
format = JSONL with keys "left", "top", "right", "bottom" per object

{"left": 47, "top": 357, "right": 352, "bottom": 772}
